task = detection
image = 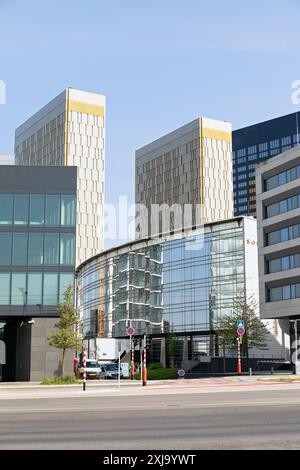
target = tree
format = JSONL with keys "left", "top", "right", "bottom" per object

{"left": 217, "top": 294, "right": 270, "bottom": 362}
{"left": 166, "top": 332, "right": 179, "bottom": 368}
{"left": 48, "top": 285, "right": 81, "bottom": 377}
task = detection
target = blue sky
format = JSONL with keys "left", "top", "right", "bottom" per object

{"left": 0, "top": 0, "right": 299, "bottom": 246}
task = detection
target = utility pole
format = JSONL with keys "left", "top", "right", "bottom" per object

{"left": 237, "top": 337, "right": 242, "bottom": 375}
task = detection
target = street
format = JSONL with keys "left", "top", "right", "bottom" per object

{"left": 0, "top": 378, "right": 300, "bottom": 449}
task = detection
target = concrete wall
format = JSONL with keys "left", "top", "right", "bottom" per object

{"left": 15, "top": 318, "right": 74, "bottom": 381}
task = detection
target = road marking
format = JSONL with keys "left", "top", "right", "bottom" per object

{"left": 0, "top": 400, "right": 300, "bottom": 414}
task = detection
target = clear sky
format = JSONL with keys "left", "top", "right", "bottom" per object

{"left": 0, "top": 0, "right": 299, "bottom": 247}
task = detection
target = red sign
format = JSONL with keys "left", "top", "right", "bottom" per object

{"left": 237, "top": 327, "right": 245, "bottom": 336}
{"left": 127, "top": 326, "right": 136, "bottom": 336}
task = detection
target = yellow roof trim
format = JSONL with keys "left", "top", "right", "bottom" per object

{"left": 202, "top": 127, "right": 231, "bottom": 142}
{"left": 69, "top": 99, "right": 105, "bottom": 117}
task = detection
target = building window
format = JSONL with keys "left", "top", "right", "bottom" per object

{"left": 60, "top": 233, "right": 75, "bottom": 265}
{"left": 0, "top": 273, "right": 10, "bottom": 304}
{"left": 267, "top": 253, "right": 300, "bottom": 273}
{"left": 282, "top": 136, "right": 292, "bottom": 146}
{"left": 44, "top": 233, "right": 59, "bottom": 265}
{"left": 12, "top": 233, "right": 28, "bottom": 265}
{"left": 30, "top": 194, "right": 45, "bottom": 225}
{"left": 237, "top": 148, "right": 246, "bottom": 158}
{"left": 27, "top": 273, "right": 42, "bottom": 305}
{"left": 28, "top": 233, "right": 44, "bottom": 265}
{"left": 268, "top": 283, "right": 300, "bottom": 302}
{"left": 0, "top": 233, "right": 12, "bottom": 265}
{"left": 248, "top": 145, "right": 257, "bottom": 155}
{"left": 0, "top": 194, "right": 13, "bottom": 225}
{"left": 264, "top": 164, "right": 300, "bottom": 191}
{"left": 43, "top": 273, "right": 58, "bottom": 305}
{"left": 59, "top": 273, "right": 74, "bottom": 301}
{"left": 11, "top": 273, "right": 26, "bottom": 305}
{"left": 265, "top": 194, "right": 300, "bottom": 218}
{"left": 45, "top": 195, "right": 60, "bottom": 226}
{"left": 14, "top": 194, "right": 29, "bottom": 225}
{"left": 259, "top": 142, "right": 268, "bottom": 152}
{"left": 266, "top": 223, "right": 300, "bottom": 246}
{"left": 270, "top": 139, "right": 280, "bottom": 149}
{"left": 61, "top": 195, "right": 75, "bottom": 226}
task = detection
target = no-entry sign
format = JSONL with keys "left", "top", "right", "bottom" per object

{"left": 127, "top": 326, "right": 136, "bottom": 336}
{"left": 237, "top": 327, "right": 245, "bottom": 336}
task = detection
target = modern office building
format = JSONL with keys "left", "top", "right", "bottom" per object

{"left": 0, "top": 154, "right": 14, "bottom": 165}
{"left": 233, "top": 111, "right": 300, "bottom": 217}
{"left": 135, "top": 117, "right": 233, "bottom": 238}
{"left": 256, "top": 146, "right": 300, "bottom": 364}
{"left": 14, "top": 88, "right": 105, "bottom": 266}
{"left": 77, "top": 216, "right": 286, "bottom": 370}
{"left": 0, "top": 165, "right": 77, "bottom": 381}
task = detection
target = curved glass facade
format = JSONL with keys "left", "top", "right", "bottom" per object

{"left": 77, "top": 219, "right": 246, "bottom": 339}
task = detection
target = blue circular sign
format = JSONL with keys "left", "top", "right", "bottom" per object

{"left": 177, "top": 369, "right": 186, "bottom": 377}
{"left": 127, "top": 326, "right": 136, "bottom": 335}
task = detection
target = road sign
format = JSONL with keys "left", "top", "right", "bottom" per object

{"left": 177, "top": 369, "right": 186, "bottom": 377}
{"left": 127, "top": 326, "right": 136, "bottom": 336}
{"left": 237, "top": 327, "right": 245, "bottom": 336}
{"left": 237, "top": 320, "right": 245, "bottom": 329}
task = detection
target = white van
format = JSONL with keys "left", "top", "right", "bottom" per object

{"left": 77, "top": 359, "right": 101, "bottom": 379}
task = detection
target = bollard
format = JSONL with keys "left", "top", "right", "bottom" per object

{"left": 130, "top": 335, "right": 135, "bottom": 380}
{"left": 142, "top": 340, "right": 147, "bottom": 387}
{"left": 249, "top": 367, "right": 252, "bottom": 376}
{"left": 83, "top": 347, "right": 87, "bottom": 391}
{"left": 271, "top": 366, "right": 274, "bottom": 375}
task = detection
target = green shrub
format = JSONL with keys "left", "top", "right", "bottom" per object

{"left": 149, "top": 362, "right": 163, "bottom": 370}
{"left": 41, "top": 374, "right": 80, "bottom": 385}
{"left": 134, "top": 367, "right": 177, "bottom": 381}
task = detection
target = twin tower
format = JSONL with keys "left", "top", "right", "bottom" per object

{"left": 15, "top": 88, "right": 233, "bottom": 266}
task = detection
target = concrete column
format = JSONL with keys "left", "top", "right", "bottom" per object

{"left": 160, "top": 337, "right": 166, "bottom": 368}
{"left": 182, "top": 336, "right": 189, "bottom": 367}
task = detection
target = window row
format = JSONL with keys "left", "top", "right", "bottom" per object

{"left": 0, "top": 194, "right": 76, "bottom": 227}
{"left": 0, "top": 272, "right": 74, "bottom": 306}
{"left": 267, "top": 253, "right": 300, "bottom": 274}
{"left": 0, "top": 232, "right": 75, "bottom": 266}
{"left": 266, "top": 223, "right": 300, "bottom": 246}
{"left": 268, "top": 282, "right": 300, "bottom": 302}
{"left": 264, "top": 164, "right": 300, "bottom": 192}
{"left": 265, "top": 193, "right": 300, "bottom": 219}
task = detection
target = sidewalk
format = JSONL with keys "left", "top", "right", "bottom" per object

{"left": 0, "top": 374, "right": 297, "bottom": 389}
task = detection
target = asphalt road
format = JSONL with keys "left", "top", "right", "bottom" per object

{"left": 1, "top": 386, "right": 300, "bottom": 449}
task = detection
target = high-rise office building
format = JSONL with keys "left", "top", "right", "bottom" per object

{"left": 14, "top": 88, "right": 105, "bottom": 265}
{"left": 135, "top": 117, "right": 233, "bottom": 237}
{"left": 77, "top": 216, "right": 286, "bottom": 368}
{"left": 0, "top": 165, "right": 77, "bottom": 381}
{"left": 256, "top": 146, "right": 300, "bottom": 366}
{"left": 233, "top": 112, "right": 300, "bottom": 217}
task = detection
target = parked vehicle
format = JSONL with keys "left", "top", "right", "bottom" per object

{"left": 99, "top": 363, "right": 122, "bottom": 379}
{"left": 77, "top": 359, "right": 101, "bottom": 379}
